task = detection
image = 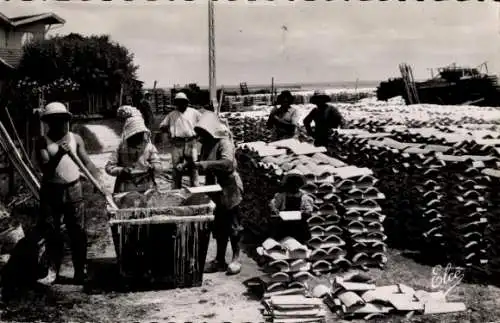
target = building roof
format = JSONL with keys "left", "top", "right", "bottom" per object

{"left": 0, "top": 12, "right": 65, "bottom": 28}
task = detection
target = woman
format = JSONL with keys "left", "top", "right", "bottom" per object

{"left": 178, "top": 113, "right": 244, "bottom": 275}
{"left": 106, "top": 112, "right": 161, "bottom": 193}
{"left": 269, "top": 170, "right": 314, "bottom": 243}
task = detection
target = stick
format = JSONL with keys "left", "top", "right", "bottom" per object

{"left": 66, "top": 149, "right": 118, "bottom": 210}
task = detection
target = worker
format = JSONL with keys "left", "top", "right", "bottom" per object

{"left": 159, "top": 92, "right": 202, "bottom": 189}
{"left": 34, "top": 102, "right": 100, "bottom": 284}
{"left": 266, "top": 90, "right": 300, "bottom": 141}
{"left": 138, "top": 91, "right": 155, "bottom": 131}
{"left": 303, "top": 90, "right": 345, "bottom": 147}
{"left": 179, "top": 113, "right": 244, "bottom": 275}
{"left": 105, "top": 111, "right": 161, "bottom": 193}
{"left": 269, "top": 170, "right": 314, "bottom": 243}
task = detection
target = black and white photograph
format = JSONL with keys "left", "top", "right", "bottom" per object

{"left": 0, "top": 0, "right": 498, "bottom": 322}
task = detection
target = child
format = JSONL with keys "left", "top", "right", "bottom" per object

{"left": 106, "top": 112, "right": 161, "bottom": 193}
{"left": 269, "top": 170, "right": 314, "bottom": 243}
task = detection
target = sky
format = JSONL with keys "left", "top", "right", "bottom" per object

{"left": 1, "top": 1, "right": 499, "bottom": 88}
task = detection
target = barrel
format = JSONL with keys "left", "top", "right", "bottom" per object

{"left": 108, "top": 191, "right": 215, "bottom": 289}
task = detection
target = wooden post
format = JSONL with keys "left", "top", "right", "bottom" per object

{"left": 119, "top": 83, "right": 124, "bottom": 106}
{"left": 271, "top": 77, "right": 274, "bottom": 105}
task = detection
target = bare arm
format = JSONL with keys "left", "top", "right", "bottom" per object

{"left": 147, "top": 143, "right": 162, "bottom": 173}
{"left": 105, "top": 148, "right": 123, "bottom": 177}
{"left": 75, "top": 134, "right": 100, "bottom": 179}
{"left": 303, "top": 109, "right": 316, "bottom": 136}
{"left": 266, "top": 108, "right": 277, "bottom": 129}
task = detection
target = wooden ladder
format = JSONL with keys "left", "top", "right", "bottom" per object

{"left": 399, "top": 63, "right": 420, "bottom": 104}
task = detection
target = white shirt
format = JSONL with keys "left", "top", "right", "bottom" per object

{"left": 159, "top": 107, "right": 202, "bottom": 138}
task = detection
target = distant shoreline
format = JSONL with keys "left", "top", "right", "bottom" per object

{"left": 155, "top": 80, "right": 381, "bottom": 92}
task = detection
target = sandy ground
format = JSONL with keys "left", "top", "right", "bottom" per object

{"left": 3, "top": 121, "right": 500, "bottom": 322}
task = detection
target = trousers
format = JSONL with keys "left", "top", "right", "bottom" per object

{"left": 37, "top": 180, "right": 86, "bottom": 274}
{"left": 170, "top": 139, "right": 200, "bottom": 189}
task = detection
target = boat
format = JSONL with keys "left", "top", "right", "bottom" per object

{"left": 377, "top": 62, "right": 500, "bottom": 106}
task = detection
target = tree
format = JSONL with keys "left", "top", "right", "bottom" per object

{"left": 4, "top": 33, "right": 140, "bottom": 115}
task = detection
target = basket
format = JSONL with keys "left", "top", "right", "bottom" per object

{"left": 108, "top": 189, "right": 215, "bottom": 289}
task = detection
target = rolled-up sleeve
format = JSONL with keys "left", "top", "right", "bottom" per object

{"left": 159, "top": 114, "right": 170, "bottom": 131}
{"left": 105, "top": 149, "right": 123, "bottom": 177}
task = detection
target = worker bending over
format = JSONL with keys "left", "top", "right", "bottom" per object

{"left": 178, "top": 113, "right": 244, "bottom": 275}
{"left": 159, "top": 92, "right": 202, "bottom": 188}
{"left": 266, "top": 90, "right": 300, "bottom": 141}
{"left": 106, "top": 110, "right": 161, "bottom": 193}
{"left": 269, "top": 170, "right": 314, "bottom": 243}
{"left": 35, "top": 102, "right": 100, "bottom": 284}
{"left": 303, "top": 90, "right": 345, "bottom": 147}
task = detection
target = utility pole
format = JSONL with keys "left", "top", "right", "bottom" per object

{"left": 208, "top": 0, "right": 218, "bottom": 113}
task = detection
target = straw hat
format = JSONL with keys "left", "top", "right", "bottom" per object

{"left": 277, "top": 90, "right": 295, "bottom": 105}
{"left": 40, "top": 102, "right": 72, "bottom": 120}
{"left": 174, "top": 92, "right": 189, "bottom": 102}
{"left": 310, "top": 90, "right": 331, "bottom": 104}
{"left": 122, "top": 115, "right": 150, "bottom": 141}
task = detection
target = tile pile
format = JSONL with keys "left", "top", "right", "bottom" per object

{"left": 245, "top": 237, "right": 314, "bottom": 299}
{"left": 236, "top": 139, "right": 388, "bottom": 271}
{"left": 321, "top": 272, "right": 466, "bottom": 320}
{"left": 261, "top": 295, "right": 326, "bottom": 323}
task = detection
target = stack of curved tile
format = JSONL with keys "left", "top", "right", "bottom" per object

{"left": 435, "top": 154, "right": 495, "bottom": 271}
{"left": 333, "top": 166, "right": 388, "bottom": 269}
{"left": 246, "top": 237, "right": 315, "bottom": 299}
{"left": 482, "top": 168, "right": 500, "bottom": 281}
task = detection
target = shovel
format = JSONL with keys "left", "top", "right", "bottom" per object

{"left": 66, "top": 149, "right": 118, "bottom": 210}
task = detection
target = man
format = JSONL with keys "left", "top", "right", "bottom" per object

{"left": 138, "top": 92, "right": 155, "bottom": 130}
{"left": 159, "top": 92, "right": 202, "bottom": 188}
{"left": 303, "top": 90, "right": 345, "bottom": 147}
{"left": 34, "top": 102, "right": 100, "bottom": 284}
{"left": 266, "top": 90, "right": 300, "bottom": 141}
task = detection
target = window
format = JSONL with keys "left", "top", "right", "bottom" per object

{"left": 21, "top": 32, "right": 34, "bottom": 46}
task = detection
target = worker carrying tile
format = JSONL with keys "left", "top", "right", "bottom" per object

{"left": 178, "top": 112, "right": 244, "bottom": 275}
{"left": 303, "top": 90, "right": 345, "bottom": 147}
{"left": 159, "top": 92, "right": 202, "bottom": 189}
{"left": 269, "top": 170, "right": 314, "bottom": 243}
{"left": 106, "top": 108, "right": 161, "bottom": 193}
{"left": 266, "top": 90, "right": 301, "bottom": 141}
{"left": 34, "top": 102, "right": 101, "bottom": 284}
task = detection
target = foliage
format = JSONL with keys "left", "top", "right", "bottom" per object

{"left": 16, "top": 33, "right": 139, "bottom": 95}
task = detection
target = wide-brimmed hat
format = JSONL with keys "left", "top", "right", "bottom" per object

{"left": 281, "top": 169, "right": 307, "bottom": 190}
{"left": 122, "top": 115, "right": 150, "bottom": 141}
{"left": 194, "top": 112, "right": 230, "bottom": 139}
{"left": 310, "top": 90, "right": 331, "bottom": 104}
{"left": 174, "top": 92, "right": 189, "bottom": 102}
{"left": 277, "top": 90, "right": 295, "bottom": 105}
{"left": 40, "top": 102, "right": 72, "bottom": 120}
